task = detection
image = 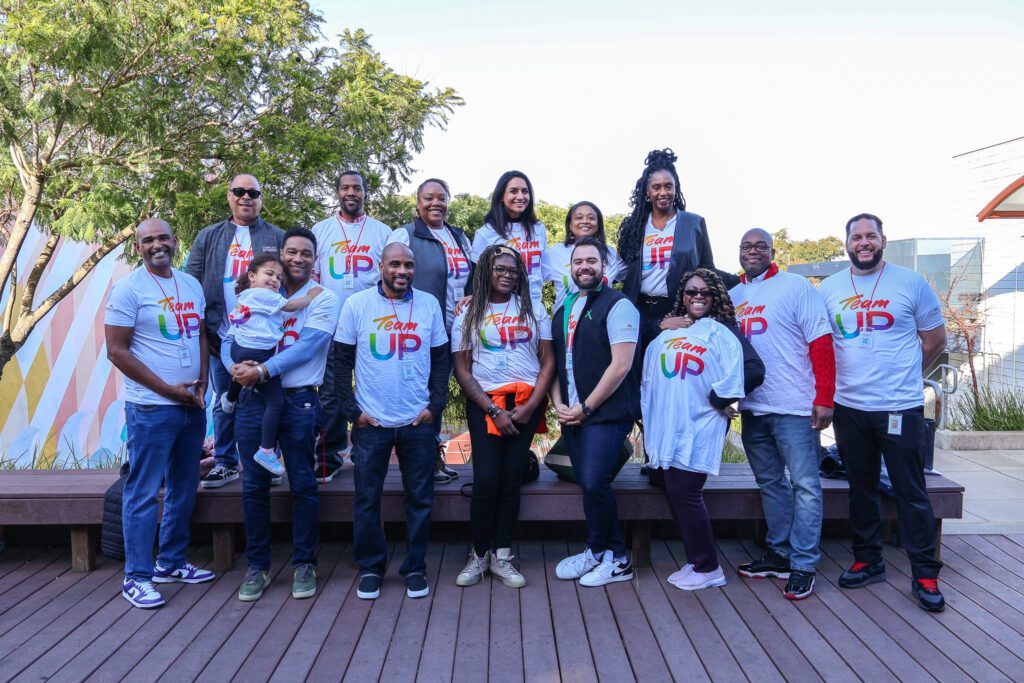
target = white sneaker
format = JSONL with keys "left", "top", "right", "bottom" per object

{"left": 220, "top": 394, "right": 236, "bottom": 414}
{"left": 253, "top": 447, "right": 285, "bottom": 476}
{"left": 556, "top": 548, "right": 602, "bottom": 580}
{"left": 580, "top": 557, "right": 634, "bottom": 587}
{"left": 490, "top": 548, "right": 526, "bottom": 588}
{"left": 668, "top": 564, "right": 694, "bottom": 585}
{"left": 456, "top": 551, "right": 489, "bottom": 587}
{"left": 672, "top": 566, "right": 727, "bottom": 591}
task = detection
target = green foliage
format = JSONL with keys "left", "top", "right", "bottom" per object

{"left": 771, "top": 228, "right": 845, "bottom": 269}
{"left": 949, "top": 388, "right": 1024, "bottom": 432}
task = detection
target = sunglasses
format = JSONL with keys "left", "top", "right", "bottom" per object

{"left": 684, "top": 288, "right": 714, "bottom": 298}
{"left": 230, "top": 187, "right": 262, "bottom": 199}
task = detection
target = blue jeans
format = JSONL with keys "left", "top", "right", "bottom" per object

{"left": 209, "top": 356, "right": 238, "bottom": 469}
{"left": 352, "top": 421, "right": 435, "bottom": 577}
{"left": 741, "top": 412, "right": 823, "bottom": 572}
{"left": 122, "top": 402, "right": 205, "bottom": 582}
{"left": 564, "top": 420, "right": 632, "bottom": 558}
{"left": 236, "top": 388, "right": 321, "bottom": 570}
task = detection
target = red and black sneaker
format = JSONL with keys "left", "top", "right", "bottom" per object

{"left": 912, "top": 578, "right": 945, "bottom": 612}
{"left": 838, "top": 560, "right": 886, "bottom": 588}
{"left": 783, "top": 570, "right": 815, "bottom": 600}
{"left": 737, "top": 551, "right": 791, "bottom": 579}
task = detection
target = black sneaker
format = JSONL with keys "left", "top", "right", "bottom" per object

{"left": 201, "top": 465, "right": 239, "bottom": 488}
{"left": 783, "top": 570, "right": 815, "bottom": 600}
{"left": 357, "top": 572, "right": 382, "bottom": 600}
{"left": 912, "top": 578, "right": 945, "bottom": 612}
{"left": 433, "top": 466, "right": 453, "bottom": 484}
{"left": 839, "top": 560, "right": 886, "bottom": 588}
{"left": 314, "top": 461, "right": 344, "bottom": 484}
{"left": 436, "top": 444, "right": 458, "bottom": 481}
{"left": 405, "top": 572, "right": 430, "bottom": 598}
{"left": 737, "top": 551, "right": 791, "bottom": 579}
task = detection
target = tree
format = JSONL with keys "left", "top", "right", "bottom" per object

{"left": 771, "top": 228, "right": 844, "bottom": 269}
{"left": 0, "top": 0, "right": 462, "bottom": 378}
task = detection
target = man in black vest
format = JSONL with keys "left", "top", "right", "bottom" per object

{"left": 550, "top": 237, "right": 641, "bottom": 587}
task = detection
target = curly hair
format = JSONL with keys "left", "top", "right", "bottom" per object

{"left": 458, "top": 244, "right": 538, "bottom": 353}
{"left": 234, "top": 253, "right": 285, "bottom": 296}
{"left": 563, "top": 200, "right": 606, "bottom": 246}
{"left": 671, "top": 267, "right": 736, "bottom": 326}
{"left": 616, "top": 148, "right": 687, "bottom": 262}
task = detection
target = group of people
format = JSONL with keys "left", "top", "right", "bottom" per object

{"left": 106, "top": 148, "right": 948, "bottom": 615}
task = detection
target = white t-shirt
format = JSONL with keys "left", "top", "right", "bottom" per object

{"left": 450, "top": 296, "right": 552, "bottom": 392}
{"left": 227, "top": 287, "right": 290, "bottom": 350}
{"left": 270, "top": 281, "right": 340, "bottom": 388}
{"left": 335, "top": 286, "right": 448, "bottom": 427}
{"left": 311, "top": 213, "right": 392, "bottom": 311}
{"left": 563, "top": 294, "right": 640, "bottom": 406}
{"left": 730, "top": 269, "right": 832, "bottom": 416}
{"left": 387, "top": 225, "right": 472, "bottom": 331}
{"left": 104, "top": 268, "right": 205, "bottom": 406}
{"left": 472, "top": 222, "right": 548, "bottom": 309}
{"left": 819, "top": 262, "right": 944, "bottom": 412}
{"left": 641, "top": 318, "right": 745, "bottom": 475}
{"left": 543, "top": 242, "right": 625, "bottom": 312}
{"left": 220, "top": 225, "right": 253, "bottom": 336}
{"left": 640, "top": 215, "right": 676, "bottom": 297}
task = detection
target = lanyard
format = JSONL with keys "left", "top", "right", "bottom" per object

{"left": 850, "top": 261, "right": 886, "bottom": 304}
{"left": 387, "top": 290, "right": 415, "bottom": 332}
{"left": 487, "top": 296, "right": 515, "bottom": 332}
{"left": 433, "top": 225, "right": 455, "bottom": 278}
{"left": 337, "top": 213, "right": 368, "bottom": 257}
{"left": 147, "top": 269, "right": 185, "bottom": 340}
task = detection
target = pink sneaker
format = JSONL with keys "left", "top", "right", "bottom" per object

{"left": 668, "top": 564, "right": 694, "bottom": 585}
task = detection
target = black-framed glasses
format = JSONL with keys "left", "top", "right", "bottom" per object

{"left": 684, "top": 288, "right": 713, "bottom": 298}
{"left": 739, "top": 241, "right": 770, "bottom": 253}
{"left": 493, "top": 265, "right": 519, "bottom": 277}
{"left": 230, "top": 187, "right": 262, "bottom": 199}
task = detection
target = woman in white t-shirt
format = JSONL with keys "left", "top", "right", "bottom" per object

{"left": 543, "top": 201, "right": 624, "bottom": 313}
{"left": 451, "top": 245, "right": 555, "bottom": 589}
{"left": 222, "top": 254, "right": 323, "bottom": 476}
{"left": 641, "top": 268, "right": 761, "bottom": 591}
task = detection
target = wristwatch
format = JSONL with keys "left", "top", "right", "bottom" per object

{"left": 486, "top": 403, "right": 502, "bottom": 419}
{"left": 581, "top": 402, "right": 593, "bottom": 419}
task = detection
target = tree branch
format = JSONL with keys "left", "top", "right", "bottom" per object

{"left": 19, "top": 232, "right": 59, "bottom": 312}
{"left": 2, "top": 261, "right": 17, "bottom": 335}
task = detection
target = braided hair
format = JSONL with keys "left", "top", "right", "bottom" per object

{"left": 671, "top": 267, "right": 736, "bottom": 326}
{"left": 484, "top": 171, "right": 539, "bottom": 242}
{"left": 616, "top": 148, "right": 687, "bottom": 262}
{"left": 458, "top": 244, "right": 538, "bottom": 353}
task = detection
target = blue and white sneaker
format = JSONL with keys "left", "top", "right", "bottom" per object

{"left": 254, "top": 447, "right": 285, "bottom": 476}
{"left": 152, "top": 562, "right": 216, "bottom": 584}
{"left": 122, "top": 578, "right": 165, "bottom": 609}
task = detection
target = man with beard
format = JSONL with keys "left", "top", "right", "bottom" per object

{"left": 186, "top": 174, "right": 284, "bottom": 488}
{"left": 819, "top": 213, "right": 948, "bottom": 612}
{"left": 311, "top": 171, "right": 393, "bottom": 482}
{"left": 335, "top": 243, "right": 450, "bottom": 600}
{"left": 550, "top": 237, "right": 641, "bottom": 587}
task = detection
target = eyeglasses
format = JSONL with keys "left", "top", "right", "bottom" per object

{"left": 230, "top": 187, "right": 262, "bottom": 199}
{"left": 684, "top": 289, "right": 714, "bottom": 298}
{"left": 493, "top": 265, "right": 519, "bottom": 277}
{"left": 739, "top": 241, "right": 770, "bottom": 253}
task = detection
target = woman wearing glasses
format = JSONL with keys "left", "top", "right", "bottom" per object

{"left": 543, "top": 201, "right": 624, "bottom": 312}
{"left": 451, "top": 245, "right": 555, "bottom": 588}
{"left": 642, "top": 268, "right": 764, "bottom": 590}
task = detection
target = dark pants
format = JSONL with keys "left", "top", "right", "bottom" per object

{"left": 833, "top": 403, "right": 942, "bottom": 580}
{"left": 663, "top": 467, "right": 719, "bottom": 573}
{"left": 565, "top": 420, "right": 632, "bottom": 558}
{"left": 352, "top": 421, "right": 435, "bottom": 576}
{"left": 209, "top": 341, "right": 238, "bottom": 469}
{"left": 466, "top": 398, "right": 542, "bottom": 556}
{"left": 317, "top": 347, "right": 346, "bottom": 468}
{"left": 639, "top": 298, "right": 674, "bottom": 355}
{"left": 229, "top": 344, "right": 281, "bottom": 452}
{"left": 236, "top": 388, "right": 322, "bottom": 570}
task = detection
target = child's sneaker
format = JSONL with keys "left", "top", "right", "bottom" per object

{"left": 254, "top": 447, "right": 285, "bottom": 476}
{"left": 220, "top": 394, "right": 236, "bottom": 414}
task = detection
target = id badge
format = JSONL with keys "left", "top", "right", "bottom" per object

{"left": 178, "top": 347, "right": 192, "bottom": 367}
{"left": 858, "top": 330, "right": 874, "bottom": 349}
{"left": 342, "top": 273, "right": 355, "bottom": 290}
{"left": 402, "top": 360, "right": 415, "bottom": 381}
{"left": 495, "top": 353, "right": 509, "bottom": 371}
{"left": 566, "top": 351, "right": 574, "bottom": 371}
{"left": 887, "top": 413, "right": 903, "bottom": 435}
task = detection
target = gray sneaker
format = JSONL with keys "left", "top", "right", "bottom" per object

{"left": 456, "top": 551, "right": 489, "bottom": 587}
{"left": 490, "top": 548, "right": 526, "bottom": 588}
{"left": 292, "top": 563, "right": 316, "bottom": 599}
{"left": 238, "top": 568, "right": 270, "bottom": 602}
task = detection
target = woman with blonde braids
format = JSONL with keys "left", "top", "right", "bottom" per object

{"left": 642, "top": 268, "right": 764, "bottom": 590}
{"left": 451, "top": 245, "right": 555, "bottom": 588}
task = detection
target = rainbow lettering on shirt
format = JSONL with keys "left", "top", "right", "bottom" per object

{"left": 369, "top": 314, "right": 422, "bottom": 360}
{"left": 734, "top": 300, "right": 769, "bottom": 339}
{"left": 660, "top": 336, "right": 706, "bottom": 379}
{"left": 229, "top": 305, "right": 251, "bottom": 326}
{"left": 328, "top": 241, "right": 374, "bottom": 279}
{"left": 446, "top": 246, "right": 471, "bottom": 279}
{"left": 480, "top": 313, "right": 533, "bottom": 350}
{"left": 506, "top": 237, "right": 543, "bottom": 274}
{"left": 642, "top": 234, "right": 673, "bottom": 271}
{"left": 157, "top": 297, "right": 201, "bottom": 340}
{"left": 834, "top": 294, "right": 895, "bottom": 339}
{"left": 223, "top": 242, "right": 254, "bottom": 283}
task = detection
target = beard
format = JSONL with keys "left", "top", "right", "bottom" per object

{"left": 848, "top": 247, "right": 883, "bottom": 271}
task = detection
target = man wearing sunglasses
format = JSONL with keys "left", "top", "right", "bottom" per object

{"left": 186, "top": 174, "right": 284, "bottom": 489}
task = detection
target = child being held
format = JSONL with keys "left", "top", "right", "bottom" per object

{"left": 222, "top": 254, "right": 323, "bottom": 476}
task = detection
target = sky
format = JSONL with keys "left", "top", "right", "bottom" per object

{"left": 312, "top": 0, "right": 1024, "bottom": 262}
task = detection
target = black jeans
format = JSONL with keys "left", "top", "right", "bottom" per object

{"left": 638, "top": 297, "right": 674, "bottom": 355}
{"left": 833, "top": 403, "right": 942, "bottom": 580}
{"left": 316, "top": 348, "right": 346, "bottom": 468}
{"left": 466, "top": 397, "right": 542, "bottom": 557}
{"left": 229, "top": 344, "right": 281, "bottom": 452}
{"left": 663, "top": 467, "right": 719, "bottom": 573}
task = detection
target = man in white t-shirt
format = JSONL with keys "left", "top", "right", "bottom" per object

{"left": 728, "top": 229, "right": 835, "bottom": 601}
{"left": 105, "top": 219, "right": 215, "bottom": 609}
{"left": 310, "top": 170, "right": 393, "bottom": 482}
{"left": 820, "top": 213, "right": 948, "bottom": 613}
{"left": 334, "top": 242, "right": 450, "bottom": 601}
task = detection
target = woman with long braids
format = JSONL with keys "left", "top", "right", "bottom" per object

{"left": 641, "top": 268, "right": 764, "bottom": 590}
{"left": 617, "top": 148, "right": 732, "bottom": 352}
{"left": 472, "top": 171, "right": 549, "bottom": 311}
{"left": 543, "top": 200, "right": 624, "bottom": 312}
{"left": 451, "top": 245, "right": 555, "bottom": 588}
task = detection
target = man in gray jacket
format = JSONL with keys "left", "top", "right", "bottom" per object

{"left": 185, "top": 174, "right": 284, "bottom": 487}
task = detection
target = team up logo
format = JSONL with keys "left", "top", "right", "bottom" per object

{"left": 834, "top": 294, "right": 895, "bottom": 338}
{"left": 480, "top": 313, "right": 534, "bottom": 350}
{"left": 327, "top": 240, "right": 374, "bottom": 279}
{"left": 659, "top": 336, "right": 706, "bottom": 379}
{"left": 228, "top": 305, "right": 251, "bottom": 326}
{"left": 734, "top": 301, "right": 768, "bottom": 339}
{"left": 445, "top": 246, "right": 471, "bottom": 280}
{"left": 277, "top": 316, "right": 300, "bottom": 351}
{"left": 223, "top": 242, "right": 254, "bottom": 283}
{"left": 507, "top": 237, "right": 543, "bottom": 274}
{"left": 158, "top": 297, "right": 202, "bottom": 340}
{"left": 642, "top": 234, "right": 673, "bottom": 271}
{"left": 369, "top": 314, "right": 422, "bottom": 360}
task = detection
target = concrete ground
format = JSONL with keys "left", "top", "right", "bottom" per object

{"left": 933, "top": 447, "right": 1024, "bottom": 534}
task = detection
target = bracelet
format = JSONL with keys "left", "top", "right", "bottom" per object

{"left": 486, "top": 403, "right": 502, "bottom": 419}
{"left": 255, "top": 364, "right": 267, "bottom": 383}
{"left": 581, "top": 401, "right": 593, "bottom": 418}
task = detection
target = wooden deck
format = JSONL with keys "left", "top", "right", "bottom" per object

{"left": 3, "top": 535, "right": 1024, "bottom": 682}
